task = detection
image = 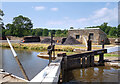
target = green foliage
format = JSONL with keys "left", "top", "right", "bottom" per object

{"left": 42, "top": 29, "right": 48, "bottom": 36}
{"left": 117, "top": 24, "right": 120, "bottom": 37}
{"left": 70, "top": 27, "right": 74, "bottom": 29}
{"left": 0, "top": 9, "right": 4, "bottom": 28}
{"left": 55, "top": 29, "right": 68, "bottom": 37}
{"left": 87, "top": 22, "right": 118, "bottom": 38}
{"left": 0, "top": 9, "right": 5, "bottom": 37}
{"left": 31, "top": 28, "right": 68, "bottom": 37}
{"left": 33, "top": 28, "right": 43, "bottom": 36}
{"left": 109, "top": 27, "right": 117, "bottom": 36}
{"left": 55, "top": 30, "right": 62, "bottom": 37}
{"left": 5, "top": 15, "right": 33, "bottom": 37}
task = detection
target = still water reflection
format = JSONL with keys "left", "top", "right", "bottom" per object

{"left": 1, "top": 48, "right": 49, "bottom": 80}
{"left": 66, "top": 66, "right": 120, "bottom": 82}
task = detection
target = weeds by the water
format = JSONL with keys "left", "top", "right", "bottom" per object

{"left": 0, "top": 43, "right": 119, "bottom": 56}
{"left": 0, "top": 43, "right": 101, "bottom": 52}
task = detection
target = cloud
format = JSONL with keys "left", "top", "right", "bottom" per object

{"left": 34, "top": 6, "right": 45, "bottom": 11}
{"left": 92, "top": 8, "right": 108, "bottom": 18}
{"left": 92, "top": 7, "right": 118, "bottom": 24}
{"left": 46, "top": 7, "right": 117, "bottom": 28}
{"left": 64, "top": 17, "right": 69, "bottom": 20}
{"left": 105, "top": 3, "right": 110, "bottom": 7}
{"left": 50, "top": 8, "right": 58, "bottom": 11}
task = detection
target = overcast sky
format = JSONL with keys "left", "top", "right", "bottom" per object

{"left": 2, "top": 2, "right": 118, "bottom": 29}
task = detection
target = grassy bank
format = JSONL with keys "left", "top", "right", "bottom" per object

{"left": 95, "top": 53, "right": 119, "bottom": 57}
{"left": 1, "top": 43, "right": 119, "bottom": 56}
{"left": 0, "top": 43, "right": 101, "bottom": 52}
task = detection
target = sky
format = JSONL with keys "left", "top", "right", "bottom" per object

{"left": 1, "top": 2, "right": 118, "bottom": 29}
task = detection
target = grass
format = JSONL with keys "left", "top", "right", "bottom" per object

{"left": 95, "top": 53, "right": 119, "bottom": 57}
{"left": 55, "top": 51, "right": 78, "bottom": 55}
{"left": 0, "top": 43, "right": 101, "bottom": 52}
{"left": 104, "top": 54, "right": 119, "bottom": 57}
{"left": 1, "top": 43, "right": 119, "bottom": 56}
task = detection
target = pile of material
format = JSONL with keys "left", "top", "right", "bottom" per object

{"left": 63, "top": 36, "right": 80, "bottom": 45}
{"left": 41, "top": 38, "right": 55, "bottom": 43}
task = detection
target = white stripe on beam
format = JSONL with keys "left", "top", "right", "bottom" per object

{"left": 7, "top": 38, "right": 17, "bottom": 57}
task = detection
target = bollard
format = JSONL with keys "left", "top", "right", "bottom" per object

{"left": 47, "top": 45, "right": 52, "bottom": 65}
{"left": 79, "top": 57, "right": 81, "bottom": 68}
{"left": 87, "top": 34, "right": 92, "bottom": 51}
{"left": 60, "top": 53, "right": 67, "bottom": 82}
{"left": 90, "top": 54, "right": 94, "bottom": 67}
{"left": 102, "top": 40, "right": 104, "bottom": 49}
{"left": 99, "top": 53, "right": 104, "bottom": 65}
{"left": 82, "top": 56, "right": 86, "bottom": 68}
{"left": 87, "top": 55, "right": 91, "bottom": 67}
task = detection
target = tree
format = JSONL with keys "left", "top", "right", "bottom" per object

{"left": 117, "top": 24, "right": 120, "bottom": 37}
{"left": 70, "top": 27, "right": 74, "bottom": 29}
{"left": 51, "top": 30, "right": 56, "bottom": 35}
{"left": 100, "top": 22, "right": 108, "bottom": 32}
{"left": 105, "top": 26, "right": 111, "bottom": 35}
{"left": 48, "top": 30, "right": 55, "bottom": 36}
{"left": 0, "top": 9, "right": 5, "bottom": 38}
{"left": 35, "top": 28, "right": 43, "bottom": 36}
{"left": 43, "top": 29, "right": 48, "bottom": 36}
{"left": 86, "top": 22, "right": 118, "bottom": 37}
{"left": 6, "top": 15, "right": 33, "bottom": 37}
{"left": 55, "top": 30, "right": 62, "bottom": 37}
{"left": 109, "top": 27, "right": 117, "bottom": 36}
{"left": 5, "top": 24, "right": 15, "bottom": 36}
{"left": 0, "top": 9, "right": 4, "bottom": 29}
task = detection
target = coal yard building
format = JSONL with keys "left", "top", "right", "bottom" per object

{"left": 68, "top": 28, "right": 109, "bottom": 44}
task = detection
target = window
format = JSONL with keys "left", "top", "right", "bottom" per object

{"left": 89, "top": 33, "right": 94, "bottom": 40}
{"left": 76, "top": 35, "right": 80, "bottom": 39}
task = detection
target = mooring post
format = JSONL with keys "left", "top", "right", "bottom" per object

{"left": 87, "top": 55, "right": 91, "bottom": 67}
{"left": 90, "top": 54, "right": 94, "bottom": 67}
{"left": 59, "top": 53, "right": 67, "bottom": 82}
{"left": 87, "top": 35, "right": 92, "bottom": 51}
{"left": 49, "top": 51, "right": 52, "bottom": 64}
{"left": 102, "top": 40, "right": 104, "bottom": 49}
{"left": 79, "top": 57, "right": 81, "bottom": 68}
{"left": 82, "top": 56, "right": 86, "bottom": 68}
{"left": 99, "top": 53, "right": 104, "bottom": 65}
{"left": 47, "top": 45, "right": 52, "bottom": 64}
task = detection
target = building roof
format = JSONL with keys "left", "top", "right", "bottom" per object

{"left": 69, "top": 28, "right": 100, "bottom": 30}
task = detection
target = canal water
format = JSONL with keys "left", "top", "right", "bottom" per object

{"left": 1, "top": 48, "right": 49, "bottom": 80}
{"left": 65, "top": 66, "right": 120, "bottom": 83}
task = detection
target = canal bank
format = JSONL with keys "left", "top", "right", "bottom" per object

{"left": 1, "top": 48, "right": 120, "bottom": 83}
{"left": 0, "top": 41, "right": 119, "bottom": 82}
